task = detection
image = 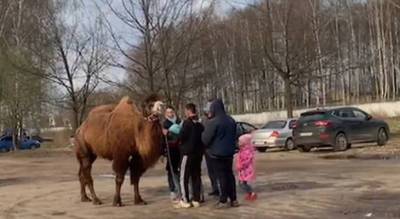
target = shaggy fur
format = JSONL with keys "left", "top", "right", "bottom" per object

{"left": 75, "top": 96, "right": 162, "bottom": 206}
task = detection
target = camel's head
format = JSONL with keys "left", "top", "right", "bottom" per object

{"left": 142, "top": 94, "right": 165, "bottom": 119}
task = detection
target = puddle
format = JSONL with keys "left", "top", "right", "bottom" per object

{"left": 321, "top": 154, "right": 400, "bottom": 160}
{"left": 358, "top": 191, "right": 400, "bottom": 202}
{"left": 0, "top": 177, "right": 28, "bottom": 187}
{"left": 257, "top": 181, "right": 330, "bottom": 192}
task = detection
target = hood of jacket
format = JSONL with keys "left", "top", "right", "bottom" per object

{"left": 210, "top": 99, "right": 226, "bottom": 117}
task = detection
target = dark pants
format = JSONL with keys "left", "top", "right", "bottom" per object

{"left": 212, "top": 156, "right": 237, "bottom": 203}
{"left": 239, "top": 181, "right": 253, "bottom": 193}
{"left": 166, "top": 147, "right": 181, "bottom": 194}
{"left": 205, "top": 152, "right": 219, "bottom": 194}
{"left": 180, "top": 154, "right": 202, "bottom": 202}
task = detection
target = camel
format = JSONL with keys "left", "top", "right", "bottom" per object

{"left": 74, "top": 95, "right": 164, "bottom": 206}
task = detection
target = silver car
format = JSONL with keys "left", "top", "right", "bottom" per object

{"left": 252, "top": 119, "right": 297, "bottom": 152}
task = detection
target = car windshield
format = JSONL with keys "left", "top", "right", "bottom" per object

{"left": 0, "top": 137, "right": 12, "bottom": 142}
{"left": 262, "top": 121, "right": 287, "bottom": 129}
{"left": 300, "top": 111, "right": 328, "bottom": 122}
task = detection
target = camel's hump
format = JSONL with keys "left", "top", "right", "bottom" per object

{"left": 114, "top": 96, "right": 140, "bottom": 114}
{"left": 120, "top": 96, "right": 133, "bottom": 105}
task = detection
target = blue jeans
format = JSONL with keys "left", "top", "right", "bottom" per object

{"left": 239, "top": 181, "right": 253, "bottom": 193}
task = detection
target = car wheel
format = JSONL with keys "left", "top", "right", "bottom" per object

{"left": 377, "top": 128, "right": 388, "bottom": 146}
{"left": 334, "top": 133, "right": 348, "bottom": 152}
{"left": 285, "top": 138, "right": 295, "bottom": 151}
{"left": 257, "top": 148, "right": 267, "bottom": 153}
{"left": 298, "top": 145, "right": 312, "bottom": 152}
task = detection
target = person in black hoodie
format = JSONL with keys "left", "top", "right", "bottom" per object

{"left": 202, "top": 102, "right": 219, "bottom": 197}
{"left": 175, "top": 103, "right": 204, "bottom": 209}
{"left": 202, "top": 99, "right": 238, "bottom": 208}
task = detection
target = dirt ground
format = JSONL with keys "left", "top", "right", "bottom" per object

{"left": 1, "top": 139, "right": 400, "bottom": 219}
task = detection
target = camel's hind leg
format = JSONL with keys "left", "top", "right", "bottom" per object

{"left": 130, "top": 154, "right": 147, "bottom": 205}
{"left": 81, "top": 155, "right": 102, "bottom": 205}
{"left": 78, "top": 154, "right": 102, "bottom": 205}
{"left": 112, "top": 156, "right": 129, "bottom": 207}
{"left": 76, "top": 138, "right": 102, "bottom": 205}
{"left": 78, "top": 163, "right": 91, "bottom": 202}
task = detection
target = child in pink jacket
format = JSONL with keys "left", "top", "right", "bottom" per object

{"left": 236, "top": 134, "right": 257, "bottom": 201}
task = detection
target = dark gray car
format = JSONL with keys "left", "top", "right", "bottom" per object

{"left": 293, "top": 107, "right": 390, "bottom": 152}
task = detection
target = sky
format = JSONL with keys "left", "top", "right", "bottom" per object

{"left": 67, "top": 0, "right": 258, "bottom": 88}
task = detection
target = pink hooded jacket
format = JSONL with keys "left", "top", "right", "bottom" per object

{"left": 236, "top": 134, "right": 256, "bottom": 182}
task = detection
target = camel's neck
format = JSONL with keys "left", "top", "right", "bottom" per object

{"left": 136, "top": 120, "right": 162, "bottom": 167}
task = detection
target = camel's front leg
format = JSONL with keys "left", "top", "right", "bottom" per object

{"left": 130, "top": 155, "right": 147, "bottom": 205}
{"left": 133, "top": 174, "right": 146, "bottom": 205}
{"left": 112, "top": 158, "right": 129, "bottom": 207}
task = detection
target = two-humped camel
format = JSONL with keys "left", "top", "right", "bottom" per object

{"left": 74, "top": 95, "right": 164, "bottom": 206}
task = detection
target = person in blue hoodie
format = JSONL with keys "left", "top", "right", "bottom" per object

{"left": 163, "top": 106, "right": 182, "bottom": 202}
{"left": 202, "top": 99, "right": 239, "bottom": 208}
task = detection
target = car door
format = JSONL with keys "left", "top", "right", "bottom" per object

{"left": 241, "top": 122, "right": 257, "bottom": 134}
{"left": 20, "top": 138, "right": 29, "bottom": 149}
{"left": 281, "top": 120, "right": 296, "bottom": 139}
{"left": 1, "top": 136, "right": 13, "bottom": 150}
{"left": 336, "top": 108, "right": 363, "bottom": 142}
{"left": 236, "top": 123, "right": 244, "bottom": 139}
{"left": 352, "top": 109, "right": 375, "bottom": 141}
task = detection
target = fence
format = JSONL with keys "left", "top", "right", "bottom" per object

{"left": 233, "top": 101, "right": 400, "bottom": 125}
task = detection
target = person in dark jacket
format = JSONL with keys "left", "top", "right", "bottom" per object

{"left": 202, "top": 99, "right": 239, "bottom": 208}
{"left": 163, "top": 106, "right": 182, "bottom": 202}
{"left": 175, "top": 103, "right": 204, "bottom": 209}
{"left": 202, "top": 102, "right": 219, "bottom": 197}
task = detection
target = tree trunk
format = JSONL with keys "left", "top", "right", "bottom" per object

{"left": 284, "top": 76, "right": 293, "bottom": 118}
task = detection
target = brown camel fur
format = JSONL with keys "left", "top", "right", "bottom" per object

{"left": 74, "top": 95, "right": 163, "bottom": 206}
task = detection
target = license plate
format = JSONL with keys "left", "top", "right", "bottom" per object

{"left": 300, "top": 132, "right": 313, "bottom": 137}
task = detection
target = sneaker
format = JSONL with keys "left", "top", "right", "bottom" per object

{"left": 245, "top": 193, "right": 251, "bottom": 201}
{"left": 170, "top": 192, "right": 177, "bottom": 200}
{"left": 174, "top": 200, "right": 192, "bottom": 209}
{"left": 214, "top": 202, "right": 229, "bottom": 209}
{"left": 192, "top": 201, "right": 201, "bottom": 208}
{"left": 249, "top": 193, "right": 257, "bottom": 201}
{"left": 230, "top": 200, "right": 240, "bottom": 208}
{"left": 170, "top": 192, "right": 180, "bottom": 203}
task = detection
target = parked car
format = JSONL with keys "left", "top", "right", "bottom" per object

{"left": 19, "top": 138, "right": 41, "bottom": 150}
{"left": 236, "top": 122, "right": 258, "bottom": 138}
{"left": 293, "top": 107, "right": 389, "bottom": 152}
{"left": 0, "top": 136, "right": 13, "bottom": 152}
{"left": 0, "top": 136, "right": 41, "bottom": 152}
{"left": 252, "top": 119, "right": 297, "bottom": 152}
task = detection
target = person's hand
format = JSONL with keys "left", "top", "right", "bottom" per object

{"left": 160, "top": 156, "right": 165, "bottom": 163}
{"left": 162, "top": 129, "right": 168, "bottom": 136}
{"left": 169, "top": 124, "right": 181, "bottom": 135}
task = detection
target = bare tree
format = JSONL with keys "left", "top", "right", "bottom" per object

{"left": 9, "top": 1, "right": 110, "bottom": 131}
{"left": 0, "top": 0, "right": 51, "bottom": 148}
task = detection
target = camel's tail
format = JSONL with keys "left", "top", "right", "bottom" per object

{"left": 74, "top": 124, "right": 89, "bottom": 156}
